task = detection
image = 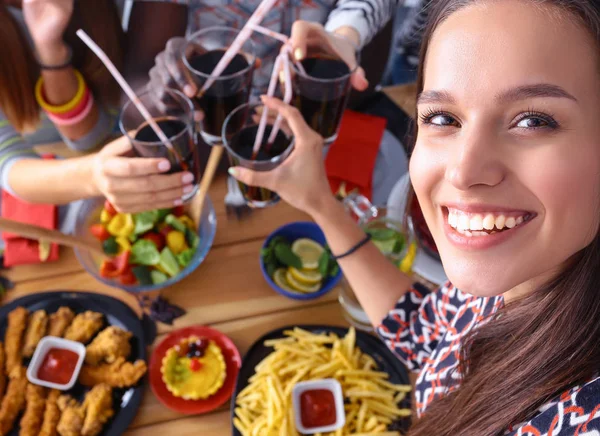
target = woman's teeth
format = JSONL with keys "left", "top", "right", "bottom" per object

{"left": 447, "top": 208, "right": 529, "bottom": 235}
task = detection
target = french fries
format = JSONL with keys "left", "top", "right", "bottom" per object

{"left": 234, "top": 327, "right": 411, "bottom": 435}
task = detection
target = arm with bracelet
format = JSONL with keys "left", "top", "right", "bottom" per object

{"left": 229, "top": 96, "right": 414, "bottom": 327}
{"left": 25, "top": 0, "right": 104, "bottom": 146}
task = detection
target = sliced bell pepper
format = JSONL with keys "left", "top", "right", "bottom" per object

{"left": 100, "top": 209, "right": 112, "bottom": 224}
{"left": 107, "top": 213, "right": 135, "bottom": 238}
{"left": 142, "top": 232, "right": 165, "bottom": 251}
{"left": 119, "top": 266, "right": 137, "bottom": 285}
{"left": 166, "top": 231, "right": 188, "bottom": 255}
{"left": 104, "top": 200, "right": 118, "bottom": 216}
{"left": 178, "top": 215, "right": 195, "bottom": 231}
{"left": 102, "top": 237, "right": 119, "bottom": 255}
{"left": 99, "top": 251, "right": 131, "bottom": 278}
{"left": 159, "top": 225, "right": 174, "bottom": 239}
{"left": 116, "top": 236, "right": 131, "bottom": 253}
{"left": 90, "top": 224, "right": 111, "bottom": 242}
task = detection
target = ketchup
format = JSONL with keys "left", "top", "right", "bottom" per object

{"left": 37, "top": 348, "right": 79, "bottom": 385}
{"left": 300, "top": 389, "right": 336, "bottom": 428}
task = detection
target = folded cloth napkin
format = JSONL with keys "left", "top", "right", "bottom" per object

{"left": 325, "top": 110, "right": 387, "bottom": 201}
{"left": 1, "top": 155, "right": 59, "bottom": 266}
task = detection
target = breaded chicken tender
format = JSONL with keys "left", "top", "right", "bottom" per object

{"left": 39, "top": 390, "right": 61, "bottom": 436}
{"left": 5, "top": 307, "right": 29, "bottom": 373}
{"left": 23, "top": 310, "right": 48, "bottom": 358}
{"left": 85, "top": 326, "right": 132, "bottom": 366}
{"left": 48, "top": 307, "right": 75, "bottom": 338}
{"left": 81, "top": 384, "right": 114, "bottom": 436}
{"left": 0, "top": 366, "right": 27, "bottom": 434}
{"left": 63, "top": 311, "right": 103, "bottom": 344}
{"left": 79, "top": 358, "right": 147, "bottom": 388}
{"left": 56, "top": 395, "right": 84, "bottom": 436}
{"left": 19, "top": 383, "right": 47, "bottom": 436}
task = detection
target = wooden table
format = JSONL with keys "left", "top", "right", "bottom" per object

{"left": 1, "top": 174, "right": 362, "bottom": 435}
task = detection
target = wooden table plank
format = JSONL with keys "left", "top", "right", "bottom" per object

{"left": 4, "top": 239, "right": 340, "bottom": 335}
{"left": 128, "top": 300, "right": 349, "bottom": 430}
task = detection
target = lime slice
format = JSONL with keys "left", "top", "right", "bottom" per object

{"left": 286, "top": 270, "right": 322, "bottom": 293}
{"left": 372, "top": 238, "right": 397, "bottom": 254}
{"left": 291, "top": 238, "right": 325, "bottom": 270}
{"left": 273, "top": 268, "right": 303, "bottom": 294}
{"left": 289, "top": 267, "right": 323, "bottom": 285}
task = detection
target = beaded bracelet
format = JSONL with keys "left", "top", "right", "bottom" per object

{"left": 46, "top": 93, "right": 94, "bottom": 126}
{"left": 331, "top": 233, "right": 372, "bottom": 261}
{"left": 35, "top": 69, "right": 86, "bottom": 114}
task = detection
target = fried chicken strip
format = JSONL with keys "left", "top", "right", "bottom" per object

{"left": 79, "top": 358, "right": 147, "bottom": 388}
{"left": 63, "top": 311, "right": 103, "bottom": 344}
{"left": 56, "top": 396, "right": 84, "bottom": 436}
{"left": 23, "top": 310, "right": 48, "bottom": 358}
{"left": 48, "top": 307, "right": 75, "bottom": 338}
{"left": 81, "top": 384, "right": 114, "bottom": 436}
{"left": 6, "top": 307, "right": 29, "bottom": 373}
{"left": 39, "top": 390, "right": 61, "bottom": 436}
{"left": 19, "top": 383, "right": 47, "bottom": 436}
{"left": 0, "top": 366, "right": 28, "bottom": 434}
{"left": 0, "top": 342, "right": 6, "bottom": 400}
{"left": 85, "top": 326, "right": 132, "bottom": 366}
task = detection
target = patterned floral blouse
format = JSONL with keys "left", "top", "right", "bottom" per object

{"left": 376, "top": 282, "right": 600, "bottom": 435}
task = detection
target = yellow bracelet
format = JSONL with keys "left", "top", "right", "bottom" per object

{"left": 35, "top": 69, "right": 86, "bottom": 114}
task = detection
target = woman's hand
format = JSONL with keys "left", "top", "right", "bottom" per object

{"left": 289, "top": 21, "right": 368, "bottom": 91}
{"left": 229, "top": 96, "right": 332, "bottom": 216}
{"left": 23, "top": 0, "right": 73, "bottom": 63}
{"left": 90, "top": 136, "right": 196, "bottom": 213}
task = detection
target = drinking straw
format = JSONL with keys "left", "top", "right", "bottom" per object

{"left": 247, "top": 25, "right": 307, "bottom": 75}
{"left": 199, "top": 0, "right": 279, "bottom": 95}
{"left": 249, "top": 24, "right": 288, "bottom": 44}
{"left": 252, "top": 55, "right": 284, "bottom": 155}
{"left": 76, "top": 30, "right": 181, "bottom": 164}
{"left": 267, "top": 51, "right": 293, "bottom": 145}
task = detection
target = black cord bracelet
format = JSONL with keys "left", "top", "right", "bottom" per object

{"left": 35, "top": 45, "right": 73, "bottom": 71}
{"left": 331, "top": 234, "right": 372, "bottom": 260}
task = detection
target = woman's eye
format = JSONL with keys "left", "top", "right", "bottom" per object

{"left": 516, "top": 117, "right": 549, "bottom": 129}
{"left": 420, "top": 113, "right": 460, "bottom": 127}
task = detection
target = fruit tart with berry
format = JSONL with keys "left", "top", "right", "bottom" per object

{"left": 160, "top": 336, "right": 226, "bottom": 400}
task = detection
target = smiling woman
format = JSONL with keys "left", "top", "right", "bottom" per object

{"left": 227, "top": 0, "right": 600, "bottom": 434}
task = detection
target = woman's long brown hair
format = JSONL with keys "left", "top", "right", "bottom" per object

{"left": 407, "top": 1, "right": 600, "bottom": 435}
{"left": 0, "top": 0, "right": 124, "bottom": 132}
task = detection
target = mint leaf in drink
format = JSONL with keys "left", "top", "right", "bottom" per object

{"left": 365, "top": 227, "right": 397, "bottom": 241}
{"left": 318, "top": 251, "right": 330, "bottom": 277}
{"left": 274, "top": 243, "right": 302, "bottom": 269}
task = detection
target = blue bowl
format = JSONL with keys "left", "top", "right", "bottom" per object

{"left": 261, "top": 221, "right": 342, "bottom": 300}
{"left": 72, "top": 196, "right": 217, "bottom": 293}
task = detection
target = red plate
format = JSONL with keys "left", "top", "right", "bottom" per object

{"left": 149, "top": 325, "right": 241, "bottom": 414}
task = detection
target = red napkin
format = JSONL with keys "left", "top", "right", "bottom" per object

{"left": 325, "top": 110, "right": 387, "bottom": 200}
{"left": 2, "top": 155, "right": 59, "bottom": 266}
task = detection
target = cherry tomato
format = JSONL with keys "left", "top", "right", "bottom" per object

{"left": 159, "top": 225, "right": 174, "bottom": 239}
{"left": 104, "top": 200, "right": 118, "bottom": 216}
{"left": 90, "top": 224, "right": 110, "bottom": 242}
{"left": 173, "top": 205, "right": 185, "bottom": 217}
{"left": 142, "top": 232, "right": 165, "bottom": 251}
{"left": 189, "top": 358, "right": 203, "bottom": 372}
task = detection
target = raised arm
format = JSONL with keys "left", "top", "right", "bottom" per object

{"left": 229, "top": 97, "right": 414, "bottom": 325}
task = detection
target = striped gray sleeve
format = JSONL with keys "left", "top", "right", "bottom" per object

{"left": 325, "top": 0, "right": 402, "bottom": 48}
{"left": 0, "top": 112, "right": 40, "bottom": 196}
{"left": 58, "top": 106, "right": 116, "bottom": 152}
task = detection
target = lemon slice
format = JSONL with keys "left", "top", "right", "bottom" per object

{"left": 273, "top": 268, "right": 303, "bottom": 294}
{"left": 289, "top": 267, "right": 322, "bottom": 285}
{"left": 291, "top": 238, "right": 325, "bottom": 270}
{"left": 286, "top": 270, "right": 322, "bottom": 293}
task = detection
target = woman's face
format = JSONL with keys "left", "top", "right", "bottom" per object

{"left": 410, "top": 0, "right": 600, "bottom": 298}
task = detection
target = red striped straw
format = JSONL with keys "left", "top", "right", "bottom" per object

{"left": 248, "top": 24, "right": 307, "bottom": 76}
{"left": 76, "top": 29, "right": 181, "bottom": 164}
{"left": 267, "top": 51, "right": 293, "bottom": 144}
{"left": 199, "top": 0, "right": 279, "bottom": 95}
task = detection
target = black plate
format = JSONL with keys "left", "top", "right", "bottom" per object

{"left": 231, "top": 325, "right": 412, "bottom": 435}
{"left": 0, "top": 291, "right": 148, "bottom": 436}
